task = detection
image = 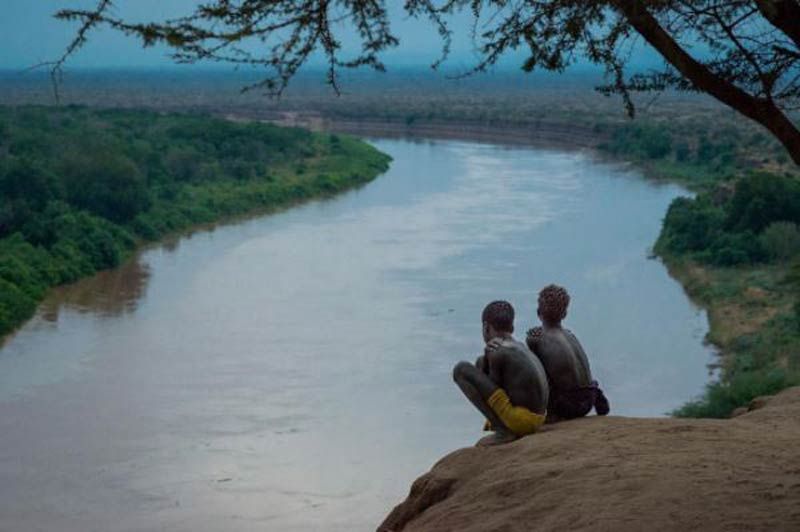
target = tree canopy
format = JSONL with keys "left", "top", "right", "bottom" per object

{"left": 51, "top": 1, "right": 800, "bottom": 164}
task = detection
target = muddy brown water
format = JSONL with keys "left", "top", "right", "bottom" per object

{"left": 0, "top": 139, "right": 713, "bottom": 531}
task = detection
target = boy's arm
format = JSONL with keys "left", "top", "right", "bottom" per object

{"left": 564, "top": 329, "right": 593, "bottom": 381}
{"left": 486, "top": 350, "right": 505, "bottom": 388}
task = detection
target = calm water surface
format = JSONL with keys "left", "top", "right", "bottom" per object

{"left": 0, "top": 139, "right": 713, "bottom": 531}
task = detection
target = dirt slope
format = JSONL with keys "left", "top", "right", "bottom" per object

{"left": 379, "top": 387, "right": 800, "bottom": 532}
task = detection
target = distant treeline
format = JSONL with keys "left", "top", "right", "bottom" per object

{"left": 0, "top": 106, "right": 391, "bottom": 337}
{"left": 597, "top": 123, "right": 789, "bottom": 188}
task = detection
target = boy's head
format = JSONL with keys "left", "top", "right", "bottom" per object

{"left": 482, "top": 300, "right": 515, "bottom": 342}
{"left": 537, "top": 284, "right": 570, "bottom": 326}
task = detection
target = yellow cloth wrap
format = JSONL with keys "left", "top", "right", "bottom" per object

{"left": 485, "top": 388, "right": 546, "bottom": 436}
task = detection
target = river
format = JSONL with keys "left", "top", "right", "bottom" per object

{"left": 0, "top": 138, "right": 713, "bottom": 531}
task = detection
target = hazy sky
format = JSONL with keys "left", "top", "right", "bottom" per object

{"left": 1, "top": 1, "right": 659, "bottom": 72}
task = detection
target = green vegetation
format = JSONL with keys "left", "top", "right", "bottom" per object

{"left": 674, "top": 368, "right": 798, "bottom": 419}
{"left": 653, "top": 173, "right": 800, "bottom": 417}
{"left": 596, "top": 122, "right": 789, "bottom": 190}
{"left": 0, "top": 106, "right": 390, "bottom": 338}
{"left": 665, "top": 258, "right": 800, "bottom": 418}
{"left": 654, "top": 173, "right": 800, "bottom": 267}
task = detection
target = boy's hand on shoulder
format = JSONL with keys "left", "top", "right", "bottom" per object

{"left": 485, "top": 337, "right": 504, "bottom": 354}
{"left": 526, "top": 326, "right": 543, "bottom": 351}
{"left": 527, "top": 326, "right": 543, "bottom": 341}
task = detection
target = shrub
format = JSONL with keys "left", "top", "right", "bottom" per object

{"left": 0, "top": 279, "right": 38, "bottom": 336}
{"left": 760, "top": 221, "right": 800, "bottom": 262}
{"left": 675, "top": 142, "right": 691, "bottom": 162}
{"left": 672, "top": 369, "right": 800, "bottom": 418}
{"left": 707, "top": 231, "right": 764, "bottom": 266}
{"left": 726, "top": 173, "right": 800, "bottom": 233}
{"left": 165, "top": 146, "right": 204, "bottom": 182}
{"left": 657, "top": 196, "right": 725, "bottom": 255}
{"left": 641, "top": 129, "right": 672, "bottom": 159}
{"left": 600, "top": 125, "right": 673, "bottom": 160}
{"left": 61, "top": 152, "right": 151, "bottom": 223}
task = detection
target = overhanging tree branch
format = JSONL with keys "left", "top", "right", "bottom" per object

{"left": 46, "top": 0, "right": 800, "bottom": 164}
{"left": 615, "top": 1, "right": 800, "bottom": 165}
{"left": 755, "top": 0, "right": 800, "bottom": 49}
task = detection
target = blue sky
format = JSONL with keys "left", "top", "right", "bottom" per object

{"left": 1, "top": 1, "right": 660, "bottom": 73}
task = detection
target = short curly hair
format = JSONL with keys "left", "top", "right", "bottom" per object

{"left": 538, "top": 285, "right": 570, "bottom": 324}
{"left": 482, "top": 300, "right": 515, "bottom": 333}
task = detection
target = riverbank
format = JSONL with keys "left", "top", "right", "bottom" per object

{"left": 0, "top": 106, "right": 391, "bottom": 340}
{"left": 227, "top": 112, "right": 604, "bottom": 151}
{"left": 232, "top": 107, "right": 791, "bottom": 189}
{"left": 379, "top": 386, "right": 800, "bottom": 532}
{"left": 661, "top": 257, "right": 800, "bottom": 417}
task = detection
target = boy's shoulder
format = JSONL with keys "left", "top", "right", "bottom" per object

{"left": 528, "top": 325, "right": 577, "bottom": 340}
{"left": 486, "top": 337, "right": 527, "bottom": 358}
{"left": 562, "top": 327, "right": 580, "bottom": 342}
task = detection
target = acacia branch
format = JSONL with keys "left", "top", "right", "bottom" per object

{"left": 41, "top": 0, "right": 114, "bottom": 102}
{"left": 43, "top": 0, "right": 800, "bottom": 164}
{"left": 755, "top": 0, "right": 800, "bottom": 49}
{"left": 616, "top": 1, "right": 800, "bottom": 164}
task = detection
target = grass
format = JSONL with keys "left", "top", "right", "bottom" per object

{"left": 661, "top": 256, "right": 800, "bottom": 417}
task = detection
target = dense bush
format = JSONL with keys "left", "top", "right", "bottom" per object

{"left": 598, "top": 123, "right": 743, "bottom": 178}
{"left": 704, "top": 231, "right": 764, "bottom": 266}
{"left": 760, "top": 222, "right": 800, "bottom": 261}
{"left": 600, "top": 125, "right": 673, "bottom": 160}
{"left": 0, "top": 106, "right": 391, "bottom": 337}
{"left": 725, "top": 172, "right": 800, "bottom": 232}
{"left": 657, "top": 173, "right": 800, "bottom": 266}
{"left": 60, "top": 151, "right": 151, "bottom": 223}
{"left": 656, "top": 196, "right": 725, "bottom": 254}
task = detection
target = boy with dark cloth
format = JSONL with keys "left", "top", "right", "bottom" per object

{"left": 526, "top": 285, "right": 610, "bottom": 422}
{"left": 453, "top": 301, "right": 549, "bottom": 446}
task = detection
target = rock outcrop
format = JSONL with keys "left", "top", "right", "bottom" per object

{"left": 379, "top": 387, "right": 800, "bottom": 532}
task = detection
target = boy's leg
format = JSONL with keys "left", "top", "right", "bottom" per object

{"left": 474, "top": 355, "right": 488, "bottom": 374}
{"left": 452, "top": 361, "right": 512, "bottom": 438}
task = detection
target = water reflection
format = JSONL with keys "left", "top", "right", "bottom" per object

{"left": 39, "top": 254, "right": 151, "bottom": 320}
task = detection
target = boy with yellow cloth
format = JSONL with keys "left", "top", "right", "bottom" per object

{"left": 453, "top": 301, "right": 549, "bottom": 446}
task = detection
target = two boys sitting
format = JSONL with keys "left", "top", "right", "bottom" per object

{"left": 453, "top": 285, "right": 610, "bottom": 446}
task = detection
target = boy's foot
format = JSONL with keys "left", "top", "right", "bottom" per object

{"left": 476, "top": 431, "right": 518, "bottom": 447}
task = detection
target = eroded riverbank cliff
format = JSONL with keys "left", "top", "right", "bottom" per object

{"left": 379, "top": 386, "right": 800, "bottom": 532}
{"left": 230, "top": 111, "right": 604, "bottom": 150}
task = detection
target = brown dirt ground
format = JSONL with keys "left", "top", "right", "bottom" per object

{"left": 379, "top": 387, "right": 800, "bottom": 532}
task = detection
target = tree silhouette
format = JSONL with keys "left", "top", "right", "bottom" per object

{"left": 52, "top": 1, "right": 800, "bottom": 164}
